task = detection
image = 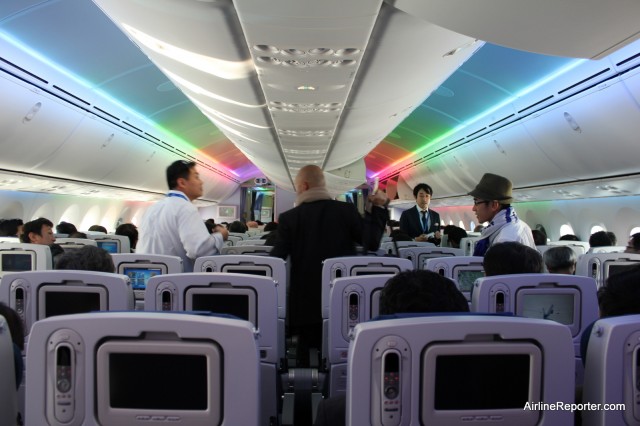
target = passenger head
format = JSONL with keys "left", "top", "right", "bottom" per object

{"left": 412, "top": 183, "right": 433, "bottom": 210}
{"left": 294, "top": 165, "right": 326, "bottom": 195}
{"left": 263, "top": 221, "right": 278, "bottom": 232}
{"left": 597, "top": 264, "right": 640, "bottom": 317}
{"left": 0, "top": 302, "right": 25, "bottom": 351}
{"left": 56, "top": 221, "right": 77, "bottom": 235}
{"left": 625, "top": 233, "right": 640, "bottom": 254}
{"left": 166, "top": 160, "right": 203, "bottom": 201}
{"left": 443, "top": 225, "right": 468, "bottom": 249}
{"left": 246, "top": 221, "right": 259, "bottom": 229}
{"left": 389, "top": 229, "right": 412, "bottom": 242}
{"left": 88, "top": 224, "right": 108, "bottom": 233}
{"left": 468, "top": 173, "right": 513, "bottom": 223}
{"left": 483, "top": 242, "right": 543, "bottom": 276}
{"left": 21, "top": 217, "right": 55, "bottom": 245}
{"left": 0, "top": 219, "right": 24, "bottom": 237}
{"left": 589, "top": 230, "right": 612, "bottom": 248}
{"left": 531, "top": 229, "right": 547, "bottom": 246}
{"left": 115, "top": 223, "right": 138, "bottom": 249}
{"left": 559, "top": 234, "right": 580, "bottom": 241}
{"left": 543, "top": 246, "right": 577, "bottom": 274}
{"left": 68, "top": 232, "right": 88, "bottom": 239}
{"left": 55, "top": 245, "right": 115, "bottom": 273}
{"left": 228, "top": 220, "right": 247, "bottom": 233}
{"left": 380, "top": 270, "right": 469, "bottom": 315}
{"left": 606, "top": 231, "right": 617, "bottom": 246}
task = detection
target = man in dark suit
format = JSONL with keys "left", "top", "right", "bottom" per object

{"left": 270, "top": 165, "right": 389, "bottom": 361}
{"left": 399, "top": 183, "right": 441, "bottom": 243}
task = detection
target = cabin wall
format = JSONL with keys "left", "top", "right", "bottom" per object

{"left": 394, "top": 195, "right": 640, "bottom": 242}
{"left": 0, "top": 190, "right": 149, "bottom": 232}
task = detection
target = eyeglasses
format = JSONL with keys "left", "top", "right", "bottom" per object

{"left": 473, "top": 200, "right": 490, "bottom": 206}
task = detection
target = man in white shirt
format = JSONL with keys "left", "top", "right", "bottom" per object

{"left": 137, "top": 160, "right": 228, "bottom": 272}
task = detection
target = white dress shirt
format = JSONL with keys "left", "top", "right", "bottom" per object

{"left": 137, "top": 190, "right": 224, "bottom": 272}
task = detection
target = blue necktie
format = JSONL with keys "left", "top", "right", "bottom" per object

{"left": 421, "top": 210, "right": 428, "bottom": 232}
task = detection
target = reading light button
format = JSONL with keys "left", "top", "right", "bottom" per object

{"left": 490, "top": 416, "right": 504, "bottom": 421}
{"left": 167, "top": 417, "right": 181, "bottom": 422}
{"left": 136, "top": 416, "right": 151, "bottom": 421}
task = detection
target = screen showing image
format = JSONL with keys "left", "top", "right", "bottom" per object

{"left": 44, "top": 291, "right": 101, "bottom": 318}
{"left": 434, "top": 354, "right": 530, "bottom": 410}
{"left": 124, "top": 267, "right": 163, "bottom": 291}
{"left": 109, "top": 353, "right": 207, "bottom": 410}
{"left": 97, "top": 241, "right": 118, "bottom": 253}
{"left": 519, "top": 293, "right": 574, "bottom": 325}
{"left": 191, "top": 294, "right": 250, "bottom": 321}
{"left": 1, "top": 253, "right": 32, "bottom": 271}
{"left": 456, "top": 269, "right": 484, "bottom": 292}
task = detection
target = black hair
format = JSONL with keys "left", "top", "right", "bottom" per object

{"left": 55, "top": 245, "right": 115, "bottom": 273}
{"left": 166, "top": 160, "right": 196, "bottom": 190}
{"left": 598, "top": 264, "right": 640, "bottom": 317}
{"left": 443, "top": 225, "right": 468, "bottom": 248}
{"left": 412, "top": 183, "right": 433, "bottom": 198}
{"left": 263, "top": 221, "right": 278, "bottom": 232}
{"left": 483, "top": 242, "right": 543, "bottom": 276}
{"left": 380, "top": 270, "right": 469, "bottom": 315}
{"left": 56, "top": 221, "right": 77, "bottom": 235}
{"left": 21, "top": 217, "right": 54, "bottom": 243}
{"left": 88, "top": 225, "right": 108, "bottom": 233}
{"left": 559, "top": 234, "right": 580, "bottom": 241}
{"left": 0, "top": 218, "right": 23, "bottom": 237}
{"left": 115, "top": 223, "right": 138, "bottom": 249}
{"left": 228, "top": 220, "right": 247, "bottom": 233}
{"left": 531, "top": 229, "right": 548, "bottom": 246}
{"left": 589, "top": 230, "right": 613, "bottom": 248}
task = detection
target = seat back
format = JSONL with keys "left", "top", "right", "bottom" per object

{"left": 576, "top": 252, "right": 640, "bottom": 288}
{"left": 379, "top": 241, "right": 435, "bottom": 256}
{"left": 86, "top": 234, "right": 130, "bottom": 254}
{"left": 0, "top": 315, "right": 18, "bottom": 426}
{"left": 0, "top": 270, "right": 133, "bottom": 341}
{"left": 55, "top": 238, "right": 98, "bottom": 251}
{"left": 25, "top": 312, "right": 260, "bottom": 426}
{"left": 324, "top": 274, "right": 392, "bottom": 397}
{"left": 459, "top": 236, "right": 481, "bottom": 255}
{"left": 236, "top": 239, "right": 266, "bottom": 246}
{"left": 347, "top": 315, "right": 575, "bottom": 425}
{"left": 321, "top": 256, "right": 412, "bottom": 318}
{"left": 0, "top": 243, "right": 52, "bottom": 278}
{"left": 424, "top": 256, "right": 484, "bottom": 300}
{"left": 398, "top": 246, "right": 463, "bottom": 270}
{"left": 547, "top": 240, "right": 589, "bottom": 255}
{"left": 582, "top": 315, "right": 640, "bottom": 426}
{"left": 221, "top": 245, "right": 272, "bottom": 256}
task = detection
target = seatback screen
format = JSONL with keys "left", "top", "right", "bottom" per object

{"left": 1, "top": 252, "right": 32, "bottom": 271}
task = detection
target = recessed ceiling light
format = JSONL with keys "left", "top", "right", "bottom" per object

{"left": 297, "top": 86, "right": 316, "bottom": 91}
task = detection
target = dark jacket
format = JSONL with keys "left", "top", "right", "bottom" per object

{"left": 399, "top": 206, "right": 441, "bottom": 239}
{"left": 270, "top": 200, "right": 387, "bottom": 330}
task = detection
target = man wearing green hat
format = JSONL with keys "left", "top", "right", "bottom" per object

{"left": 468, "top": 173, "right": 535, "bottom": 256}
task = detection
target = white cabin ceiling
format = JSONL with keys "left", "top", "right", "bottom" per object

{"left": 0, "top": 0, "right": 639, "bottom": 202}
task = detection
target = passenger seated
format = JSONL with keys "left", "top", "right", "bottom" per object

{"left": 88, "top": 224, "right": 108, "bottom": 233}
{"left": 624, "top": 232, "right": 640, "bottom": 254}
{"left": 606, "top": 231, "right": 617, "bottom": 246}
{"left": 56, "top": 221, "right": 77, "bottom": 235}
{"left": 559, "top": 233, "right": 581, "bottom": 241}
{"left": 21, "top": 217, "right": 64, "bottom": 265}
{"left": 0, "top": 219, "right": 24, "bottom": 238}
{"left": 115, "top": 223, "right": 138, "bottom": 252}
{"left": 55, "top": 245, "right": 115, "bottom": 273}
{"left": 543, "top": 245, "right": 577, "bottom": 274}
{"left": 483, "top": 241, "right": 544, "bottom": 276}
{"left": 588, "top": 230, "right": 613, "bottom": 248}
{"left": 314, "top": 270, "right": 469, "bottom": 426}
{"left": 0, "top": 302, "right": 24, "bottom": 389}
{"left": 442, "top": 225, "right": 467, "bottom": 249}
{"left": 531, "top": 229, "right": 548, "bottom": 245}
{"left": 581, "top": 264, "right": 640, "bottom": 365}
{"left": 228, "top": 220, "right": 247, "bottom": 233}
{"left": 389, "top": 229, "right": 412, "bottom": 242}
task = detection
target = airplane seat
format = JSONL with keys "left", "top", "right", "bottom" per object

{"left": 459, "top": 236, "right": 481, "bottom": 256}
{"left": 0, "top": 243, "right": 53, "bottom": 278}
{"left": 228, "top": 232, "right": 247, "bottom": 240}
{"left": 397, "top": 246, "right": 464, "bottom": 270}
{"left": 111, "top": 253, "right": 183, "bottom": 310}
{"left": 86, "top": 234, "right": 130, "bottom": 254}
{"left": 575, "top": 252, "right": 640, "bottom": 288}
{"left": 424, "top": 256, "right": 484, "bottom": 301}
{"left": 225, "top": 235, "right": 243, "bottom": 246}
{"left": 54, "top": 238, "right": 98, "bottom": 252}
{"left": 470, "top": 273, "right": 598, "bottom": 386}
{"left": 323, "top": 274, "right": 393, "bottom": 397}
{"left": 586, "top": 245, "right": 627, "bottom": 254}
{"left": 236, "top": 238, "right": 267, "bottom": 246}
{"left": 144, "top": 272, "right": 280, "bottom": 425}
{"left": 0, "top": 270, "right": 134, "bottom": 344}
{"left": 347, "top": 315, "right": 575, "bottom": 425}
{"left": 0, "top": 314, "right": 18, "bottom": 426}
{"left": 221, "top": 245, "right": 273, "bottom": 256}
{"left": 547, "top": 240, "right": 589, "bottom": 255}
{"left": 379, "top": 241, "right": 435, "bottom": 256}
{"left": 25, "top": 311, "right": 261, "bottom": 426}
{"left": 582, "top": 314, "right": 640, "bottom": 426}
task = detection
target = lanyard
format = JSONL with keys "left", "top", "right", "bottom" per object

{"left": 167, "top": 192, "right": 188, "bottom": 201}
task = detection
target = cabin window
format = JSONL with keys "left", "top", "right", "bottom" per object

{"left": 470, "top": 221, "right": 476, "bottom": 231}
{"left": 591, "top": 225, "right": 605, "bottom": 234}
{"left": 458, "top": 220, "right": 464, "bottom": 229}
{"left": 559, "top": 224, "right": 574, "bottom": 237}
{"left": 630, "top": 227, "right": 640, "bottom": 236}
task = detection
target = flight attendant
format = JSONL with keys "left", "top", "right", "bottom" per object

{"left": 399, "top": 183, "right": 441, "bottom": 243}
